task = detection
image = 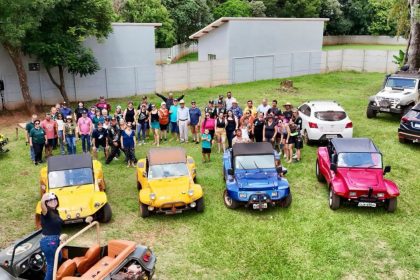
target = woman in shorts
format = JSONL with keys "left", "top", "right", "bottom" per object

{"left": 289, "top": 118, "right": 302, "bottom": 163}
{"left": 158, "top": 102, "right": 169, "bottom": 141}
{"left": 214, "top": 112, "right": 227, "bottom": 153}
{"left": 149, "top": 104, "right": 160, "bottom": 146}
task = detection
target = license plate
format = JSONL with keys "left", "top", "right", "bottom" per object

{"left": 326, "top": 135, "right": 337, "bottom": 138}
{"left": 380, "top": 108, "right": 390, "bottom": 112}
{"left": 165, "top": 210, "right": 182, "bottom": 215}
{"left": 253, "top": 203, "right": 267, "bottom": 209}
{"left": 64, "top": 219, "right": 83, "bottom": 224}
{"left": 415, "top": 123, "right": 420, "bottom": 128}
{"left": 358, "top": 202, "right": 376, "bottom": 208}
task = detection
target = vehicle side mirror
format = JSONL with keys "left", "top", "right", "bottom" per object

{"left": 331, "top": 154, "right": 337, "bottom": 164}
{"left": 227, "top": 168, "right": 234, "bottom": 176}
{"left": 276, "top": 166, "right": 283, "bottom": 174}
{"left": 142, "top": 171, "right": 147, "bottom": 178}
{"left": 384, "top": 165, "right": 391, "bottom": 175}
{"left": 330, "top": 163, "right": 337, "bottom": 172}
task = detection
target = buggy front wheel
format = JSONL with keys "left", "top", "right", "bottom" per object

{"left": 223, "top": 189, "right": 239, "bottom": 209}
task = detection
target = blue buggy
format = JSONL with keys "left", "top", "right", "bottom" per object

{"left": 222, "top": 142, "right": 292, "bottom": 211}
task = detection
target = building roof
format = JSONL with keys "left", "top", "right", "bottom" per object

{"left": 232, "top": 142, "right": 274, "bottom": 157}
{"left": 331, "top": 138, "right": 381, "bottom": 154}
{"left": 112, "top": 22, "right": 162, "bottom": 29}
{"left": 147, "top": 147, "right": 187, "bottom": 166}
{"left": 189, "top": 17, "right": 329, "bottom": 39}
{"left": 48, "top": 154, "right": 93, "bottom": 172}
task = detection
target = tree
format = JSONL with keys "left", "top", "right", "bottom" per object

{"left": 213, "top": 0, "right": 252, "bottom": 18}
{"left": 161, "top": 0, "right": 214, "bottom": 44}
{"left": 276, "top": 0, "right": 322, "bottom": 18}
{"left": 120, "top": 0, "right": 177, "bottom": 47}
{"left": 0, "top": 0, "right": 55, "bottom": 114}
{"left": 321, "top": 0, "right": 352, "bottom": 35}
{"left": 368, "top": 0, "right": 396, "bottom": 36}
{"left": 23, "top": 0, "right": 114, "bottom": 104}
{"left": 245, "top": 1, "right": 267, "bottom": 17}
{"left": 389, "top": 0, "right": 410, "bottom": 39}
{"left": 408, "top": 0, "right": 420, "bottom": 68}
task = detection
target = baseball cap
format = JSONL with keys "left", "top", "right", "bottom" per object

{"left": 111, "top": 117, "right": 116, "bottom": 121}
{"left": 90, "top": 104, "right": 96, "bottom": 108}
{"left": 116, "top": 105, "right": 122, "bottom": 109}
{"left": 179, "top": 100, "right": 185, "bottom": 104}
{"left": 209, "top": 100, "right": 214, "bottom": 104}
{"left": 218, "top": 100, "right": 223, "bottom": 104}
{"left": 191, "top": 100, "right": 196, "bottom": 104}
{"left": 62, "top": 101, "right": 67, "bottom": 105}
{"left": 219, "top": 94, "right": 223, "bottom": 98}
{"left": 100, "top": 95, "right": 105, "bottom": 99}
{"left": 161, "top": 102, "right": 166, "bottom": 105}
{"left": 82, "top": 110, "right": 87, "bottom": 114}
{"left": 142, "top": 96, "right": 147, "bottom": 99}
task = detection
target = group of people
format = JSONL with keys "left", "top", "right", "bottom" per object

{"left": 25, "top": 91, "right": 304, "bottom": 166}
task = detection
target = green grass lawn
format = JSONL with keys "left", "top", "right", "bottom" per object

{"left": 1, "top": 72, "right": 420, "bottom": 280}
{"left": 323, "top": 44, "right": 405, "bottom": 51}
{"left": 174, "top": 52, "right": 198, "bottom": 63}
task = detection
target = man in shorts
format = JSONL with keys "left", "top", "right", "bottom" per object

{"left": 40, "top": 112, "right": 57, "bottom": 159}
{"left": 189, "top": 100, "right": 202, "bottom": 144}
{"left": 92, "top": 122, "right": 109, "bottom": 160}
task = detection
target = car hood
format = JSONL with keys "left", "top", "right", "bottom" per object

{"left": 149, "top": 177, "right": 191, "bottom": 197}
{"left": 379, "top": 89, "right": 414, "bottom": 97}
{"left": 235, "top": 171, "right": 280, "bottom": 191}
{"left": 337, "top": 169, "right": 386, "bottom": 190}
{"left": 53, "top": 184, "right": 95, "bottom": 216}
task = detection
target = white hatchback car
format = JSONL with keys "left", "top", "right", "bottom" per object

{"left": 297, "top": 100, "right": 353, "bottom": 144}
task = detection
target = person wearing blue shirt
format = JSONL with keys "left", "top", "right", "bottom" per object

{"left": 189, "top": 100, "right": 202, "bottom": 144}
{"left": 169, "top": 99, "right": 180, "bottom": 141}
{"left": 59, "top": 101, "right": 72, "bottom": 119}
{"left": 231, "top": 99, "right": 243, "bottom": 119}
{"left": 201, "top": 128, "right": 212, "bottom": 163}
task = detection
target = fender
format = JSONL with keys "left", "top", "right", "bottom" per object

{"left": 399, "top": 99, "right": 415, "bottom": 106}
{"left": 331, "top": 176, "right": 347, "bottom": 195}
{"left": 368, "top": 95, "right": 376, "bottom": 102}
{"left": 384, "top": 180, "right": 400, "bottom": 197}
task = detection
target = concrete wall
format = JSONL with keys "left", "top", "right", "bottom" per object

{"left": 198, "top": 22, "right": 230, "bottom": 61}
{"left": 0, "top": 24, "right": 157, "bottom": 110}
{"left": 155, "top": 59, "right": 230, "bottom": 92}
{"left": 323, "top": 35, "right": 407, "bottom": 46}
{"left": 155, "top": 43, "right": 198, "bottom": 65}
{"left": 321, "top": 49, "right": 400, "bottom": 73}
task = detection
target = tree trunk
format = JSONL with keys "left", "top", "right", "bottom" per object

{"left": 46, "top": 66, "right": 70, "bottom": 104}
{"left": 1, "top": 42, "right": 36, "bottom": 115}
{"left": 403, "top": 32, "right": 411, "bottom": 65}
{"left": 408, "top": 0, "right": 420, "bottom": 68}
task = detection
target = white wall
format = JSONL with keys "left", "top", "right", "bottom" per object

{"left": 323, "top": 35, "right": 407, "bottom": 46}
{"left": 155, "top": 43, "right": 198, "bottom": 65}
{"left": 321, "top": 50, "right": 400, "bottom": 73}
{"left": 0, "top": 24, "right": 157, "bottom": 110}
{"left": 198, "top": 22, "right": 230, "bottom": 61}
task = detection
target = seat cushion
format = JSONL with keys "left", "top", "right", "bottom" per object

{"left": 76, "top": 256, "right": 114, "bottom": 280}
{"left": 73, "top": 244, "right": 101, "bottom": 274}
{"left": 57, "top": 259, "right": 76, "bottom": 280}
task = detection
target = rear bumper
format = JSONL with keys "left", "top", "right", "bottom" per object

{"left": 398, "top": 128, "right": 420, "bottom": 143}
{"left": 308, "top": 129, "right": 353, "bottom": 142}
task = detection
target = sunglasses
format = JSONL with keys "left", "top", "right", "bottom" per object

{"left": 35, "top": 123, "right": 40, "bottom": 125}
{"left": 206, "top": 115, "right": 210, "bottom": 117}
{"left": 152, "top": 106, "right": 156, "bottom": 108}
{"left": 246, "top": 112, "right": 250, "bottom": 114}
{"left": 46, "top": 198, "right": 57, "bottom": 203}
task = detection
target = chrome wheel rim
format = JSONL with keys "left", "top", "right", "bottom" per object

{"left": 329, "top": 188, "right": 333, "bottom": 206}
{"left": 224, "top": 191, "right": 232, "bottom": 206}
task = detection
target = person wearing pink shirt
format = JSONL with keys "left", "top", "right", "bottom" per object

{"left": 77, "top": 110, "right": 93, "bottom": 153}
{"left": 40, "top": 112, "right": 57, "bottom": 159}
{"left": 201, "top": 112, "right": 215, "bottom": 146}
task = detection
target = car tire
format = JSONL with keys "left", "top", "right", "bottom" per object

{"left": 316, "top": 159, "right": 325, "bottom": 182}
{"left": 195, "top": 197, "right": 205, "bottom": 213}
{"left": 366, "top": 107, "right": 377, "bottom": 119}
{"left": 139, "top": 200, "right": 150, "bottom": 218}
{"left": 402, "top": 105, "right": 413, "bottom": 116}
{"left": 384, "top": 197, "right": 397, "bottom": 213}
{"left": 303, "top": 130, "right": 311, "bottom": 145}
{"left": 97, "top": 203, "right": 112, "bottom": 223}
{"left": 280, "top": 192, "right": 292, "bottom": 208}
{"left": 399, "top": 137, "right": 406, "bottom": 144}
{"left": 329, "top": 186, "right": 340, "bottom": 210}
{"left": 35, "top": 213, "right": 42, "bottom": 229}
{"left": 223, "top": 189, "right": 239, "bottom": 209}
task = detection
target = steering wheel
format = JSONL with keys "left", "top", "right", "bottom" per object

{"left": 28, "top": 252, "right": 45, "bottom": 272}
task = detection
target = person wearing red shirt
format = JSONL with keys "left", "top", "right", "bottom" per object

{"left": 95, "top": 95, "right": 111, "bottom": 113}
{"left": 40, "top": 112, "right": 57, "bottom": 159}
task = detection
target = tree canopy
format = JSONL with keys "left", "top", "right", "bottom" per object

{"left": 213, "top": 0, "right": 252, "bottom": 18}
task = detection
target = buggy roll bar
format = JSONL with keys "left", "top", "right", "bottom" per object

{"left": 52, "top": 216, "right": 100, "bottom": 280}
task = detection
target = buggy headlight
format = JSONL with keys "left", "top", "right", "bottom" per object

{"left": 149, "top": 193, "right": 156, "bottom": 200}
{"left": 66, "top": 214, "right": 71, "bottom": 219}
{"left": 239, "top": 193, "right": 247, "bottom": 198}
{"left": 190, "top": 202, "right": 196, "bottom": 208}
{"left": 272, "top": 192, "right": 278, "bottom": 197}
{"left": 377, "top": 193, "right": 385, "bottom": 198}
{"left": 188, "top": 190, "right": 194, "bottom": 196}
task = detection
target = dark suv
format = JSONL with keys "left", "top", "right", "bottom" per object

{"left": 398, "top": 102, "right": 420, "bottom": 144}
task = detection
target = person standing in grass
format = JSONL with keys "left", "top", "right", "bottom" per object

{"left": 169, "top": 99, "right": 180, "bottom": 141}
{"left": 201, "top": 113, "right": 215, "bottom": 146}
{"left": 252, "top": 113, "right": 265, "bottom": 142}
{"left": 77, "top": 110, "right": 92, "bottom": 154}
{"left": 121, "top": 122, "right": 137, "bottom": 167}
{"left": 87, "top": 104, "right": 96, "bottom": 120}
{"left": 177, "top": 100, "right": 190, "bottom": 144}
{"left": 41, "top": 112, "right": 57, "bottom": 160}
{"left": 92, "top": 122, "right": 108, "bottom": 160}
{"left": 138, "top": 96, "right": 152, "bottom": 138}
{"left": 231, "top": 99, "right": 243, "bottom": 120}
{"left": 114, "top": 105, "right": 123, "bottom": 122}
{"left": 257, "top": 98, "right": 271, "bottom": 118}
{"left": 74, "top": 101, "right": 88, "bottom": 122}
{"left": 155, "top": 91, "right": 185, "bottom": 133}
{"left": 263, "top": 113, "right": 277, "bottom": 148}
{"left": 93, "top": 109, "right": 104, "bottom": 129}
{"left": 123, "top": 102, "right": 136, "bottom": 131}
{"left": 246, "top": 100, "right": 257, "bottom": 118}
{"left": 26, "top": 114, "right": 38, "bottom": 163}
{"left": 289, "top": 118, "right": 302, "bottom": 163}
{"left": 59, "top": 101, "right": 72, "bottom": 119}
{"left": 283, "top": 102, "right": 293, "bottom": 122}
{"left": 149, "top": 104, "right": 160, "bottom": 146}
{"left": 201, "top": 128, "right": 212, "bottom": 163}
{"left": 63, "top": 116, "right": 77, "bottom": 154}
{"left": 204, "top": 100, "right": 215, "bottom": 119}
{"left": 158, "top": 102, "right": 169, "bottom": 141}
{"left": 105, "top": 117, "right": 121, "bottom": 164}
{"left": 189, "top": 100, "right": 202, "bottom": 144}
{"left": 226, "top": 110, "right": 237, "bottom": 148}
{"left": 55, "top": 113, "right": 66, "bottom": 155}
{"left": 96, "top": 95, "right": 111, "bottom": 113}
{"left": 136, "top": 103, "right": 149, "bottom": 145}
{"left": 225, "top": 91, "right": 234, "bottom": 110}
{"left": 215, "top": 112, "right": 227, "bottom": 153}
{"left": 29, "top": 120, "right": 47, "bottom": 165}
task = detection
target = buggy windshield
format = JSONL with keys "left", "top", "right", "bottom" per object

{"left": 315, "top": 111, "right": 346, "bottom": 121}
{"left": 337, "top": 153, "right": 382, "bottom": 168}
{"left": 235, "top": 155, "right": 275, "bottom": 170}
{"left": 386, "top": 78, "right": 416, "bottom": 89}
{"left": 149, "top": 163, "right": 190, "bottom": 179}
{"left": 48, "top": 168, "right": 94, "bottom": 189}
